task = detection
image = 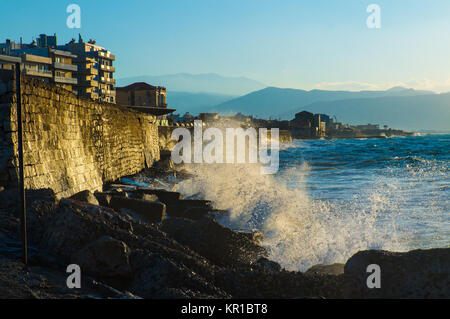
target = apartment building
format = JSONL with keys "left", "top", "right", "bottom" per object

{"left": 0, "top": 34, "right": 79, "bottom": 92}
{"left": 0, "top": 34, "right": 116, "bottom": 102}
{"left": 49, "top": 48, "right": 78, "bottom": 91}
{"left": 62, "top": 36, "right": 116, "bottom": 103}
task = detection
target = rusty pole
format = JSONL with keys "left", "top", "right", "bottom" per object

{"left": 15, "top": 62, "right": 27, "bottom": 266}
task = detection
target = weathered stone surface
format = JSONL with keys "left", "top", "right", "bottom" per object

{"left": 134, "top": 188, "right": 182, "bottom": 204}
{"left": 130, "top": 252, "right": 229, "bottom": 299}
{"left": 40, "top": 199, "right": 134, "bottom": 259}
{"left": 306, "top": 263, "right": 345, "bottom": 276}
{"left": 0, "top": 74, "right": 160, "bottom": 198}
{"left": 94, "top": 192, "right": 112, "bottom": 207}
{"left": 69, "top": 190, "right": 99, "bottom": 206}
{"left": 160, "top": 217, "right": 268, "bottom": 267}
{"left": 130, "top": 192, "right": 159, "bottom": 202}
{"left": 109, "top": 196, "right": 166, "bottom": 223}
{"left": 344, "top": 248, "right": 450, "bottom": 298}
{"left": 73, "top": 236, "right": 133, "bottom": 281}
{"left": 238, "top": 230, "right": 264, "bottom": 246}
{"left": 168, "top": 206, "right": 212, "bottom": 220}
{"left": 165, "top": 199, "right": 213, "bottom": 218}
{"left": 254, "top": 257, "right": 282, "bottom": 272}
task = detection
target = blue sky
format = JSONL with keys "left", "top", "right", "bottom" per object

{"left": 2, "top": 0, "right": 450, "bottom": 92}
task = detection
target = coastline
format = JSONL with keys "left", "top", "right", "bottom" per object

{"left": 0, "top": 157, "right": 448, "bottom": 299}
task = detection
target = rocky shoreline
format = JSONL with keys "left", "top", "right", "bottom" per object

{"left": 0, "top": 159, "right": 448, "bottom": 299}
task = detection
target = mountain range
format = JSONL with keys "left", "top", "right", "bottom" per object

{"left": 117, "top": 73, "right": 449, "bottom": 131}
{"left": 116, "top": 73, "right": 265, "bottom": 96}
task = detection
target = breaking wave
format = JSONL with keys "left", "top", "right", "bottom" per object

{"left": 174, "top": 135, "right": 449, "bottom": 271}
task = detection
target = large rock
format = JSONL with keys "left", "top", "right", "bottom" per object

{"left": 133, "top": 188, "right": 182, "bottom": 204}
{"left": 73, "top": 236, "right": 133, "bottom": 282}
{"left": 94, "top": 192, "right": 112, "bottom": 207}
{"left": 165, "top": 199, "right": 214, "bottom": 219}
{"left": 306, "top": 263, "right": 345, "bottom": 276}
{"left": 129, "top": 252, "right": 229, "bottom": 298}
{"left": 160, "top": 217, "right": 268, "bottom": 267}
{"left": 344, "top": 248, "right": 450, "bottom": 298}
{"left": 70, "top": 190, "right": 99, "bottom": 206}
{"left": 109, "top": 196, "right": 166, "bottom": 223}
{"left": 41, "top": 199, "right": 134, "bottom": 259}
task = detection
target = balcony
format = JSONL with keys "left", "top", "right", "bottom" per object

{"left": 78, "top": 79, "right": 99, "bottom": 87}
{"left": 97, "top": 51, "right": 115, "bottom": 61}
{"left": 53, "top": 62, "right": 77, "bottom": 72}
{"left": 100, "top": 64, "right": 115, "bottom": 72}
{"left": 54, "top": 76, "right": 78, "bottom": 85}
{"left": 76, "top": 67, "right": 98, "bottom": 75}
{"left": 100, "top": 76, "right": 116, "bottom": 85}
{"left": 23, "top": 68, "right": 52, "bottom": 78}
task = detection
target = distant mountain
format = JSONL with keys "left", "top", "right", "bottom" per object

{"left": 302, "top": 93, "right": 450, "bottom": 131}
{"left": 214, "top": 86, "right": 435, "bottom": 119}
{"left": 167, "top": 91, "right": 236, "bottom": 115}
{"left": 116, "top": 73, "right": 266, "bottom": 96}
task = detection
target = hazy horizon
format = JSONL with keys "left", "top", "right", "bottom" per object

{"left": 2, "top": 0, "right": 450, "bottom": 92}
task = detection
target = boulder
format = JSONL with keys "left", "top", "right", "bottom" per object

{"left": 70, "top": 190, "right": 99, "bottom": 206}
{"left": 94, "top": 192, "right": 112, "bottom": 207}
{"left": 72, "top": 236, "right": 133, "bottom": 282}
{"left": 109, "top": 196, "right": 166, "bottom": 223}
{"left": 41, "top": 199, "right": 134, "bottom": 259}
{"left": 344, "top": 248, "right": 450, "bottom": 298}
{"left": 130, "top": 192, "right": 159, "bottom": 202}
{"left": 129, "top": 252, "right": 228, "bottom": 299}
{"left": 160, "top": 217, "right": 268, "bottom": 267}
{"left": 254, "top": 257, "right": 282, "bottom": 272}
{"left": 305, "top": 263, "right": 345, "bottom": 276}
{"left": 133, "top": 188, "right": 182, "bottom": 204}
{"left": 238, "top": 230, "right": 264, "bottom": 246}
{"left": 167, "top": 206, "right": 211, "bottom": 220}
{"left": 165, "top": 199, "right": 213, "bottom": 218}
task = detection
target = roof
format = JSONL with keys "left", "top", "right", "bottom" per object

{"left": 126, "top": 106, "right": 175, "bottom": 115}
{"left": 117, "top": 82, "right": 166, "bottom": 91}
{"left": 0, "top": 54, "right": 21, "bottom": 64}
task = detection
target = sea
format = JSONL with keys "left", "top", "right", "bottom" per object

{"left": 173, "top": 134, "right": 450, "bottom": 271}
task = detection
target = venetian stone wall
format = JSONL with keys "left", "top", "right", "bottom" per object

{"left": 0, "top": 71, "right": 159, "bottom": 198}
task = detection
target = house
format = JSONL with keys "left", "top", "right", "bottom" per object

{"left": 116, "top": 82, "right": 175, "bottom": 125}
{"left": 116, "top": 82, "right": 167, "bottom": 108}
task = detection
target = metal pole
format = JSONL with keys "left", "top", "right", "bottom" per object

{"left": 15, "top": 62, "right": 27, "bottom": 266}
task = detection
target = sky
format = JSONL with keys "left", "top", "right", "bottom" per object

{"left": 1, "top": 0, "right": 450, "bottom": 92}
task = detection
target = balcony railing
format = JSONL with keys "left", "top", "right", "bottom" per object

{"left": 97, "top": 51, "right": 115, "bottom": 60}
{"left": 53, "top": 62, "right": 77, "bottom": 72}
{"left": 78, "top": 79, "right": 99, "bottom": 87}
{"left": 100, "top": 64, "right": 115, "bottom": 72}
{"left": 100, "top": 77, "right": 116, "bottom": 85}
{"left": 76, "top": 67, "right": 98, "bottom": 75}
{"left": 23, "top": 68, "right": 52, "bottom": 78}
{"left": 54, "top": 76, "right": 78, "bottom": 85}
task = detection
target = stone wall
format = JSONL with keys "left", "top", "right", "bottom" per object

{"left": 0, "top": 70, "right": 159, "bottom": 198}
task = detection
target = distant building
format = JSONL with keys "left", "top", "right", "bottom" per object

{"left": 116, "top": 82, "right": 175, "bottom": 125}
{"left": 199, "top": 113, "right": 219, "bottom": 122}
{"left": 355, "top": 124, "right": 380, "bottom": 130}
{"left": 116, "top": 82, "right": 167, "bottom": 107}
{"left": 291, "top": 110, "right": 326, "bottom": 138}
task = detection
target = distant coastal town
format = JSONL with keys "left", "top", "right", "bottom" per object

{"left": 0, "top": 33, "right": 413, "bottom": 140}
